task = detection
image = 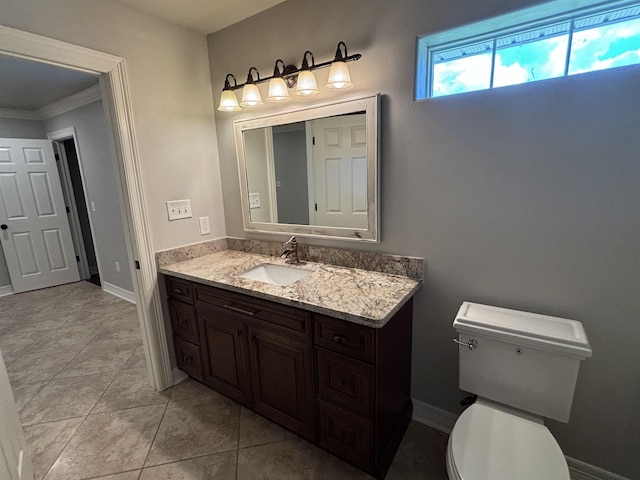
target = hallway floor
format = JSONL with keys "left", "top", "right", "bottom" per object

{"left": 0, "top": 281, "right": 449, "bottom": 479}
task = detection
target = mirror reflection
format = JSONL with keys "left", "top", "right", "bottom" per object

{"left": 234, "top": 95, "right": 378, "bottom": 241}
{"left": 243, "top": 112, "right": 367, "bottom": 229}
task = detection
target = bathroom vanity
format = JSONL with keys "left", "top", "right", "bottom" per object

{"left": 159, "top": 246, "right": 421, "bottom": 479}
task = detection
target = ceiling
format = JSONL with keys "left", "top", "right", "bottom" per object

{"left": 0, "top": 54, "right": 99, "bottom": 111}
{"left": 116, "top": 0, "right": 286, "bottom": 34}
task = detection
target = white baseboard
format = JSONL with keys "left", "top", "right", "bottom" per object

{"left": 412, "top": 398, "right": 458, "bottom": 433}
{"left": 411, "top": 399, "right": 630, "bottom": 480}
{"left": 0, "top": 285, "right": 14, "bottom": 297}
{"left": 172, "top": 368, "right": 188, "bottom": 385}
{"left": 102, "top": 281, "right": 136, "bottom": 304}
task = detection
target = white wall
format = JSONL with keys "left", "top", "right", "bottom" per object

{"left": 0, "top": 0, "right": 226, "bottom": 256}
{"left": 42, "top": 101, "right": 133, "bottom": 292}
{"left": 208, "top": 0, "right": 640, "bottom": 478}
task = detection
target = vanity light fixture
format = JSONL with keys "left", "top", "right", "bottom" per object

{"left": 218, "top": 74, "right": 241, "bottom": 112}
{"left": 266, "top": 60, "right": 293, "bottom": 102}
{"left": 240, "top": 67, "right": 263, "bottom": 107}
{"left": 218, "top": 41, "right": 361, "bottom": 111}
{"left": 295, "top": 51, "right": 320, "bottom": 97}
{"left": 326, "top": 42, "right": 354, "bottom": 90}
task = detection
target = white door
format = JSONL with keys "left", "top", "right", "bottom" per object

{"left": 312, "top": 114, "right": 368, "bottom": 229}
{"left": 0, "top": 139, "right": 80, "bottom": 293}
{"left": 0, "top": 349, "right": 34, "bottom": 480}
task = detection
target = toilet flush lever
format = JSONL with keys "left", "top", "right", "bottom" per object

{"left": 453, "top": 339, "right": 478, "bottom": 351}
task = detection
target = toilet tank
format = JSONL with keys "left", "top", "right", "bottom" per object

{"left": 454, "top": 302, "right": 592, "bottom": 423}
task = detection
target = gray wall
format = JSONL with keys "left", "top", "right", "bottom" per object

{"left": 43, "top": 101, "right": 134, "bottom": 292}
{"left": 0, "top": 117, "right": 45, "bottom": 139}
{"left": 273, "top": 124, "right": 309, "bottom": 224}
{"left": 207, "top": 0, "right": 640, "bottom": 478}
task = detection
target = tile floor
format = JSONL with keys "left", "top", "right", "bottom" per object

{"left": 0, "top": 281, "right": 449, "bottom": 479}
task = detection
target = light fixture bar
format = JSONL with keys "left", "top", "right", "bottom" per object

{"left": 221, "top": 42, "right": 361, "bottom": 92}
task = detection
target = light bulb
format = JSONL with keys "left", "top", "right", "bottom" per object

{"left": 218, "top": 90, "right": 241, "bottom": 111}
{"left": 266, "top": 77, "right": 291, "bottom": 102}
{"left": 240, "top": 83, "right": 263, "bottom": 107}
{"left": 295, "top": 70, "right": 320, "bottom": 97}
{"left": 326, "top": 61, "right": 354, "bottom": 90}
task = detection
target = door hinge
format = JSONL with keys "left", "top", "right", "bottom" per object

{"left": 76, "top": 255, "right": 80, "bottom": 262}
{"left": 55, "top": 153, "right": 60, "bottom": 161}
{"left": 135, "top": 260, "right": 141, "bottom": 270}
{"left": 314, "top": 203, "right": 318, "bottom": 211}
{"left": 66, "top": 206, "right": 70, "bottom": 213}
{"left": 312, "top": 136, "right": 315, "bottom": 145}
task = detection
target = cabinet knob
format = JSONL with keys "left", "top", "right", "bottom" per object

{"left": 332, "top": 334, "right": 350, "bottom": 345}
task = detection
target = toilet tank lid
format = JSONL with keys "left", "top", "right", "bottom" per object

{"left": 454, "top": 302, "right": 592, "bottom": 358}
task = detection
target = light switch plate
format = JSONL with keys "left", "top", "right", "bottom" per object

{"left": 249, "top": 193, "right": 261, "bottom": 209}
{"left": 199, "top": 216, "right": 210, "bottom": 235}
{"left": 166, "top": 199, "right": 192, "bottom": 220}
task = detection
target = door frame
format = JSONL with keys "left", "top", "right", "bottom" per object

{"left": 50, "top": 131, "right": 92, "bottom": 280}
{"left": 0, "top": 25, "right": 172, "bottom": 391}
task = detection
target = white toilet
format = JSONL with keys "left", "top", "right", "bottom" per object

{"left": 447, "top": 302, "right": 592, "bottom": 480}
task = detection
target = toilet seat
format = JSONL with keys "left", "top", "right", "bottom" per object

{"left": 447, "top": 400, "right": 569, "bottom": 480}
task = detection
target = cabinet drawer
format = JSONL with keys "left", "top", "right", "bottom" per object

{"left": 166, "top": 276, "right": 194, "bottom": 304}
{"left": 317, "top": 399, "right": 373, "bottom": 471}
{"left": 314, "top": 314, "right": 374, "bottom": 362}
{"left": 169, "top": 299, "right": 199, "bottom": 345}
{"left": 195, "top": 284, "right": 311, "bottom": 341}
{"left": 174, "top": 337, "right": 203, "bottom": 381}
{"left": 316, "top": 347, "right": 374, "bottom": 418}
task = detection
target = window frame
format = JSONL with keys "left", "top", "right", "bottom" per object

{"left": 415, "top": 0, "right": 640, "bottom": 99}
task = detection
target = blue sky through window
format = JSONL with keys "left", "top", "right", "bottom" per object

{"left": 431, "top": 13, "right": 640, "bottom": 97}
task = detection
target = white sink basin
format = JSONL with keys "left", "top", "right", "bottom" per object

{"left": 239, "top": 263, "right": 312, "bottom": 286}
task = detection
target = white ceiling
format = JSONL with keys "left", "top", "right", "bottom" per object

{"left": 116, "top": 0, "right": 286, "bottom": 34}
{"left": 0, "top": 54, "right": 99, "bottom": 111}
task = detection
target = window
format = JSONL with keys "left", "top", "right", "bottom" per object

{"left": 416, "top": 1, "right": 640, "bottom": 98}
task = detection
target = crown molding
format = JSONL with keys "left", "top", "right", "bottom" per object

{"left": 0, "top": 83, "right": 102, "bottom": 121}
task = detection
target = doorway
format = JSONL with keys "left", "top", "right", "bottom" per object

{"left": 51, "top": 134, "right": 100, "bottom": 288}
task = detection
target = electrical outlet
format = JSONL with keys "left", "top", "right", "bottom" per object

{"left": 249, "top": 193, "right": 261, "bottom": 209}
{"left": 199, "top": 216, "right": 210, "bottom": 235}
{"left": 166, "top": 199, "right": 192, "bottom": 220}
{"left": 115, "top": 261, "right": 120, "bottom": 272}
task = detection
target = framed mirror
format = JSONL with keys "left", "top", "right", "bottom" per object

{"left": 234, "top": 95, "right": 379, "bottom": 242}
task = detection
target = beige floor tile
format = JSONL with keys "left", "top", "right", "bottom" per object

{"left": 1, "top": 324, "right": 99, "bottom": 357}
{"left": 144, "top": 401, "right": 239, "bottom": 467}
{"left": 20, "top": 372, "right": 116, "bottom": 425}
{"left": 170, "top": 378, "right": 236, "bottom": 407}
{"left": 237, "top": 437, "right": 371, "bottom": 479}
{"left": 123, "top": 345, "right": 146, "bottom": 369}
{"left": 86, "top": 472, "right": 141, "bottom": 480}
{"left": 44, "top": 404, "right": 166, "bottom": 480}
{"left": 23, "top": 417, "right": 84, "bottom": 480}
{"left": 54, "top": 342, "right": 139, "bottom": 379}
{"left": 92, "top": 367, "right": 171, "bottom": 413}
{"left": 7, "top": 348, "right": 81, "bottom": 387}
{"left": 139, "top": 451, "right": 237, "bottom": 479}
{"left": 238, "top": 407, "right": 296, "bottom": 448}
{"left": 12, "top": 381, "right": 47, "bottom": 411}
{"left": 386, "top": 421, "right": 448, "bottom": 480}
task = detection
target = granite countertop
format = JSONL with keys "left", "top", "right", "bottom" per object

{"left": 158, "top": 249, "right": 421, "bottom": 328}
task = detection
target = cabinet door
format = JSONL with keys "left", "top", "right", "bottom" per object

{"left": 199, "top": 306, "right": 251, "bottom": 405}
{"left": 248, "top": 326, "right": 315, "bottom": 441}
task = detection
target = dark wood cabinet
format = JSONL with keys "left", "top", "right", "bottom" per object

{"left": 199, "top": 305, "right": 251, "bottom": 405}
{"left": 248, "top": 325, "right": 315, "bottom": 440}
{"left": 165, "top": 275, "right": 413, "bottom": 479}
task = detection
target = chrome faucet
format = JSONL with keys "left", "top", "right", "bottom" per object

{"left": 280, "top": 236, "right": 302, "bottom": 264}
